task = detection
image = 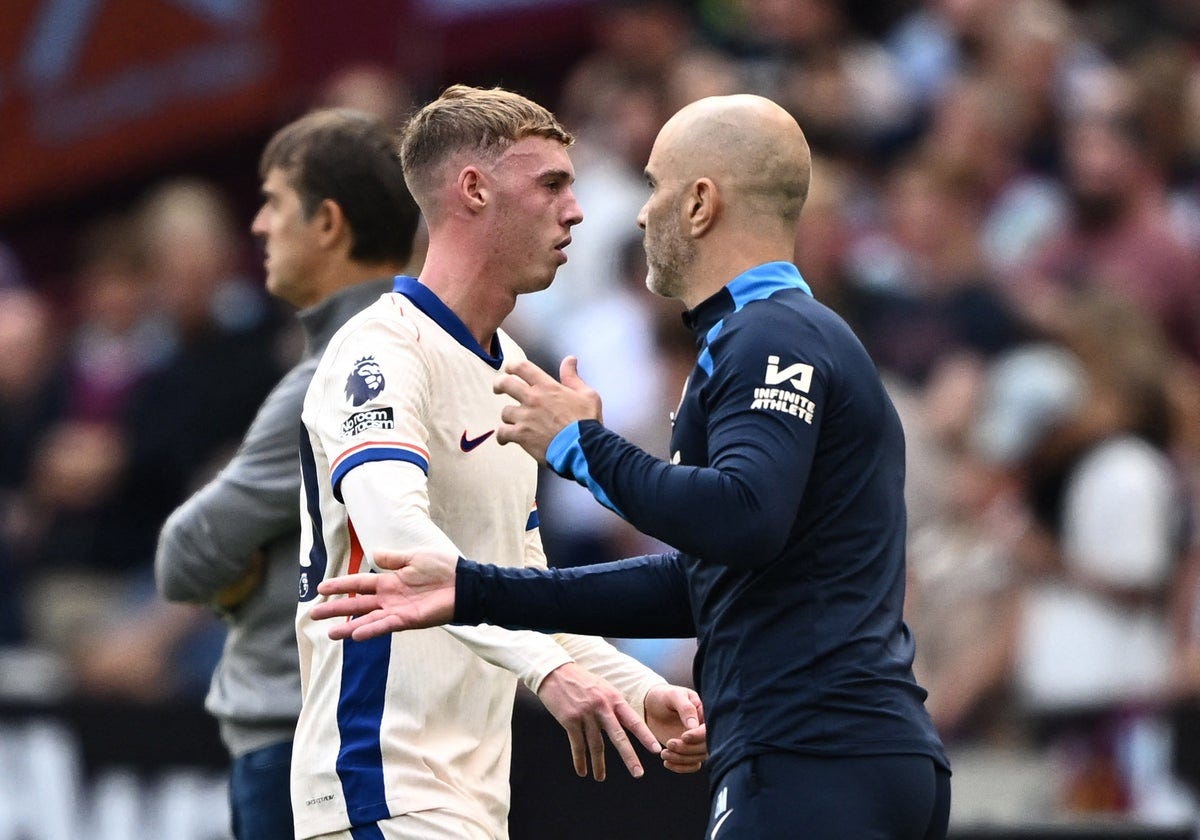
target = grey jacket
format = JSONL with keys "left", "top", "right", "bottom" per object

{"left": 155, "top": 278, "right": 392, "bottom": 757}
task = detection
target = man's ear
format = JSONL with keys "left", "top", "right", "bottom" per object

{"left": 686, "top": 178, "right": 719, "bottom": 237}
{"left": 313, "top": 199, "right": 350, "bottom": 251}
{"left": 457, "top": 166, "right": 488, "bottom": 212}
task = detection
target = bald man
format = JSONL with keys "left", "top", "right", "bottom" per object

{"left": 313, "top": 95, "right": 951, "bottom": 839}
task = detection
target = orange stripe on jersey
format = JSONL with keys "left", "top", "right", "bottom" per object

{"left": 347, "top": 518, "right": 366, "bottom": 575}
{"left": 333, "top": 439, "right": 430, "bottom": 471}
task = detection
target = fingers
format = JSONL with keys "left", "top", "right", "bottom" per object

{"left": 585, "top": 716, "right": 608, "bottom": 782}
{"left": 504, "top": 359, "right": 557, "bottom": 388}
{"left": 324, "top": 608, "right": 386, "bottom": 640}
{"left": 310, "top": 589, "right": 379, "bottom": 620}
{"left": 662, "top": 756, "right": 705, "bottom": 774}
{"left": 672, "top": 692, "right": 702, "bottom": 730}
{"left": 315, "top": 573, "right": 379, "bottom": 599}
{"left": 663, "top": 722, "right": 708, "bottom": 774}
{"left": 492, "top": 372, "right": 532, "bottom": 403}
{"left": 564, "top": 725, "right": 588, "bottom": 779}
{"left": 616, "top": 701, "right": 663, "bottom": 756}
{"left": 368, "top": 549, "right": 414, "bottom": 571}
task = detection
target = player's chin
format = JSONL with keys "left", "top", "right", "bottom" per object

{"left": 521, "top": 268, "right": 557, "bottom": 294}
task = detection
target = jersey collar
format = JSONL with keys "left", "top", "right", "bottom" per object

{"left": 682, "top": 261, "right": 813, "bottom": 340}
{"left": 392, "top": 275, "right": 504, "bottom": 369}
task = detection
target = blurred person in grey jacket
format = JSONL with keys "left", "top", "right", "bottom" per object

{"left": 155, "top": 108, "right": 420, "bottom": 840}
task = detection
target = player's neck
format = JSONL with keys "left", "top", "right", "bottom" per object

{"left": 417, "top": 249, "right": 512, "bottom": 349}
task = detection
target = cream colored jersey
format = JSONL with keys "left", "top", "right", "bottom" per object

{"left": 294, "top": 276, "right": 664, "bottom": 839}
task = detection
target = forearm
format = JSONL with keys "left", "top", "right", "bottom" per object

{"left": 156, "top": 364, "right": 310, "bottom": 602}
{"left": 549, "top": 421, "right": 801, "bottom": 567}
{"left": 155, "top": 475, "right": 295, "bottom": 602}
{"left": 455, "top": 553, "right": 695, "bottom": 638}
{"left": 340, "top": 462, "right": 573, "bottom": 690}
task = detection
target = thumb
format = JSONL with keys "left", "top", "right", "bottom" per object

{"left": 370, "top": 549, "right": 414, "bottom": 571}
{"left": 673, "top": 691, "right": 701, "bottom": 730}
{"left": 559, "top": 355, "right": 586, "bottom": 390}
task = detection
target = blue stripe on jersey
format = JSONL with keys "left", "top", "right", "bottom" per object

{"left": 525, "top": 509, "right": 540, "bottom": 531}
{"left": 298, "top": 431, "right": 327, "bottom": 603}
{"left": 393, "top": 275, "right": 505, "bottom": 369}
{"left": 336, "top": 635, "right": 392, "bottom": 826}
{"left": 546, "top": 421, "right": 625, "bottom": 518}
{"left": 350, "top": 823, "right": 386, "bottom": 840}
{"left": 332, "top": 447, "right": 430, "bottom": 503}
{"left": 697, "top": 262, "right": 813, "bottom": 375}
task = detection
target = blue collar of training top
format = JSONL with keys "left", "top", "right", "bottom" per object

{"left": 682, "top": 262, "right": 813, "bottom": 373}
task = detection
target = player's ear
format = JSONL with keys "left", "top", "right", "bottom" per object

{"left": 686, "top": 178, "right": 718, "bottom": 237}
{"left": 313, "top": 198, "right": 349, "bottom": 250}
{"left": 457, "top": 166, "right": 488, "bottom": 213}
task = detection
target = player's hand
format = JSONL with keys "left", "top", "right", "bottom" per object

{"left": 310, "top": 548, "right": 459, "bottom": 641}
{"left": 494, "top": 356, "right": 603, "bottom": 464}
{"left": 643, "top": 684, "right": 708, "bottom": 774}
{"left": 536, "top": 662, "right": 661, "bottom": 782}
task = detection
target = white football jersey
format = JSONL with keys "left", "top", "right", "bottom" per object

{"left": 293, "top": 277, "right": 662, "bottom": 839}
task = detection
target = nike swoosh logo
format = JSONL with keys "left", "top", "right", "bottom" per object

{"left": 460, "top": 429, "right": 495, "bottom": 452}
{"left": 710, "top": 809, "right": 734, "bottom": 839}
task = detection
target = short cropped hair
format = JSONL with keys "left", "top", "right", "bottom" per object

{"left": 259, "top": 109, "right": 419, "bottom": 265}
{"left": 400, "top": 85, "right": 573, "bottom": 202}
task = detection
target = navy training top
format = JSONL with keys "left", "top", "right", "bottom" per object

{"left": 456, "top": 261, "right": 949, "bottom": 785}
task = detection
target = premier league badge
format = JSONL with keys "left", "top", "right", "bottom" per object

{"left": 345, "top": 356, "right": 385, "bottom": 406}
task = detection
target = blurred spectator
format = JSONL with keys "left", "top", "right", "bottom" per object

{"left": 121, "top": 178, "right": 283, "bottom": 550}
{"left": 47, "top": 178, "right": 285, "bottom": 702}
{"left": 0, "top": 241, "right": 28, "bottom": 290}
{"left": 918, "top": 74, "right": 1069, "bottom": 275}
{"left": 993, "top": 297, "right": 1193, "bottom": 820}
{"left": 61, "top": 214, "right": 164, "bottom": 424}
{"left": 315, "top": 63, "right": 428, "bottom": 277}
{"left": 901, "top": 353, "right": 1025, "bottom": 744}
{"left": 1014, "top": 99, "right": 1200, "bottom": 361}
{"left": 844, "top": 154, "right": 1025, "bottom": 384}
{"left": 314, "top": 62, "right": 414, "bottom": 129}
{"left": 0, "top": 288, "right": 65, "bottom": 644}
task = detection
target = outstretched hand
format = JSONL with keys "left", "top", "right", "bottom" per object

{"left": 494, "top": 356, "right": 603, "bottom": 464}
{"left": 310, "top": 548, "right": 459, "bottom": 641}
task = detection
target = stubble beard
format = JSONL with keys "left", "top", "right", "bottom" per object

{"left": 644, "top": 229, "right": 696, "bottom": 301}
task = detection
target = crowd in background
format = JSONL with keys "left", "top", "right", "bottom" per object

{"left": 2, "top": 0, "right": 1200, "bottom": 828}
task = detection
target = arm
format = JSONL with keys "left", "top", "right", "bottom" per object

{"left": 457, "top": 555, "right": 694, "bottom": 637}
{"left": 313, "top": 545, "right": 708, "bottom": 775}
{"left": 155, "top": 362, "right": 313, "bottom": 605}
{"left": 339, "top": 463, "right": 662, "bottom": 780}
{"left": 495, "top": 310, "right": 825, "bottom": 568}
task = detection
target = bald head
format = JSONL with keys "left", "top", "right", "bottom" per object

{"left": 654, "top": 94, "right": 811, "bottom": 227}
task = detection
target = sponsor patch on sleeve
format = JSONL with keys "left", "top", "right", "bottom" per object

{"left": 750, "top": 354, "right": 815, "bottom": 423}
{"left": 341, "top": 407, "right": 395, "bottom": 437}
{"left": 345, "top": 355, "right": 386, "bottom": 406}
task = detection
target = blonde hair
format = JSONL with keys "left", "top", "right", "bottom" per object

{"left": 400, "top": 85, "right": 572, "bottom": 203}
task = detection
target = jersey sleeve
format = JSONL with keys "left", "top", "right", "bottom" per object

{"left": 308, "top": 315, "right": 433, "bottom": 502}
{"left": 340, "top": 461, "right": 576, "bottom": 692}
{"left": 455, "top": 553, "right": 695, "bottom": 638}
{"left": 546, "top": 302, "right": 827, "bottom": 568}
